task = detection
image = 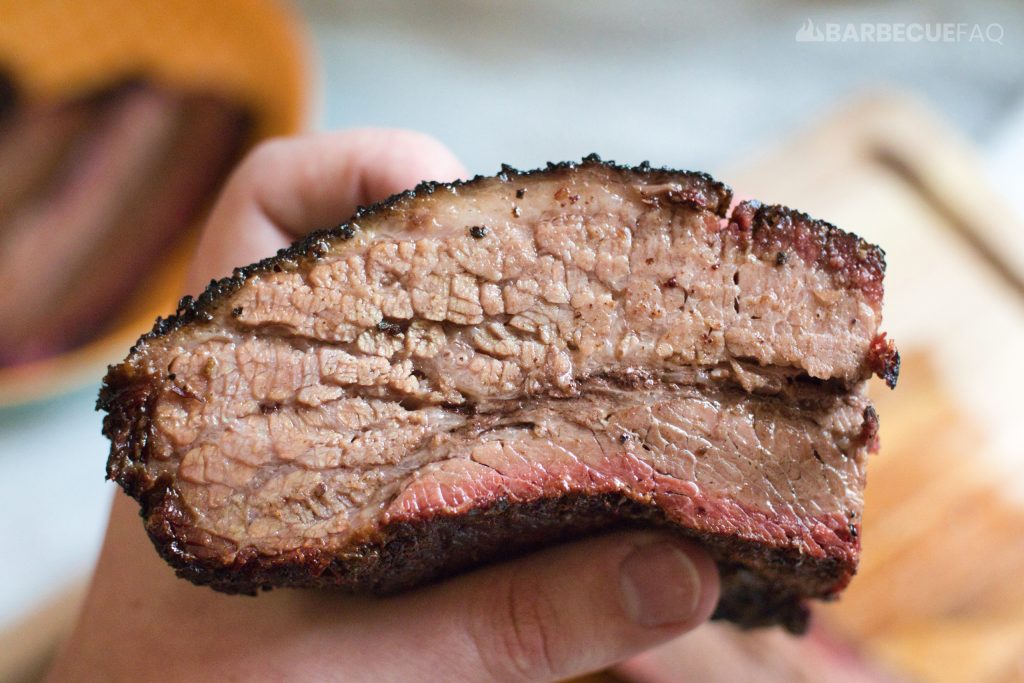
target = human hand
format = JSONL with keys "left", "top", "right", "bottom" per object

{"left": 49, "top": 130, "right": 720, "bottom": 682}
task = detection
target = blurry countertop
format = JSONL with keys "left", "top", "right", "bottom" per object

{"left": 2, "top": 0, "right": 1024, "bottom": 643}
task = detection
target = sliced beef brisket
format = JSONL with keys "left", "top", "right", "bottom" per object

{"left": 100, "top": 157, "right": 897, "bottom": 633}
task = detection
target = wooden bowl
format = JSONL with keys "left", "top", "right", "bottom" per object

{"left": 0, "top": 0, "right": 311, "bottom": 407}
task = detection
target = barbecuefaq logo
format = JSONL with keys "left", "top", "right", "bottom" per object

{"left": 796, "top": 19, "right": 1004, "bottom": 44}
{"left": 796, "top": 19, "right": 826, "bottom": 42}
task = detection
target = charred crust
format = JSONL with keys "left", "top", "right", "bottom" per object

{"left": 867, "top": 333, "right": 900, "bottom": 389}
{"left": 710, "top": 566, "right": 811, "bottom": 633}
{"left": 727, "top": 200, "right": 887, "bottom": 304}
{"left": 99, "top": 376, "right": 157, "bottom": 495}
{"left": 135, "top": 488, "right": 849, "bottom": 634}
{"left": 888, "top": 350, "right": 901, "bottom": 389}
{"left": 860, "top": 404, "right": 881, "bottom": 452}
{"left": 468, "top": 225, "right": 488, "bottom": 239}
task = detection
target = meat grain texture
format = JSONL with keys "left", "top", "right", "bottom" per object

{"left": 100, "top": 157, "right": 899, "bottom": 633}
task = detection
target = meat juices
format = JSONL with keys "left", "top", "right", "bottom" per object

{"left": 100, "top": 158, "right": 898, "bottom": 632}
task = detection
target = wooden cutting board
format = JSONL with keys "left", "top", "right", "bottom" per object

{"left": 5, "top": 93, "right": 1024, "bottom": 682}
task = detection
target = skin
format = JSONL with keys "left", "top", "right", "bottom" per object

{"left": 48, "top": 130, "right": 720, "bottom": 682}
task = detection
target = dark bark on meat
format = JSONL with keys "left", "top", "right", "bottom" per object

{"left": 868, "top": 333, "right": 901, "bottom": 389}
{"left": 727, "top": 200, "right": 887, "bottom": 307}
{"left": 99, "top": 157, "right": 896, "bottom": 633}
{"left": 141, "top": 484, "right": 833, "bottom": 632}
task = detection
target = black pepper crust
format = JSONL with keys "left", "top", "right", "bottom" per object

{"left": 728, "top": 200, "right": 888, "bottom": 306}
{"left": 139, "top": 482, "right": 843, "bottom": 633}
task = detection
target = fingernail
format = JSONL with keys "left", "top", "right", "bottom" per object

{"left": 619, "top": 542, "right": 702, "bottom": 627}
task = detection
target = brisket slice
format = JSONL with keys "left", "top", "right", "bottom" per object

{"left": 0, "top": 79, "right": 251, "bottom": 366}
{"left": 100, "top": 157, "right": 898, "bottom": 633}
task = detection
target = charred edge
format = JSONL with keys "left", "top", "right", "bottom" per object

{"left": 728, "top": 200, "right": 887, "bottom": 303}
{"left": 136, "top": 488, "right": 851, "bottom": 633}
{"left": 867, "top": 333, "right": 900, "bottom": 389}
{"left": 100, "top": 379, "right": 157, "bottom": 498}
{"left": 861, "top": 405, "right": 881, "bottom": 453}
{"left": 711, "top": 565, "right": 811, "bottom": 634}
{"left": 887, "top": 350, "right": 901, "bottom": 389}
{"left": 98, "top": 157, "right": 731, "bottom": 373}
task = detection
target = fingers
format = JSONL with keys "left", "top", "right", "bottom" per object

{"left": 56, "top": 497, "right": 718, "bottom": 681}
{"left": 186, "top": 129, "right": 465, "bottom": 293}
{"left": 230, "top": 129, "right": 466, "bottom": 236}
{"left": 369, "top": 532, "right": 720, "bottom": 682}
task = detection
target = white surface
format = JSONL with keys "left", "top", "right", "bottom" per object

{"left": 2, "top": 0, "right": 1023, "bottom": 630}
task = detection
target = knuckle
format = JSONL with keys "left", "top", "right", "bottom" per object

{"left": 470, "top": 570, "right": 563, "bottom": 682}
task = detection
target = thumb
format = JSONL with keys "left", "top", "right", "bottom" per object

{"left": 370, "top": 531, "right": 720, "bottom": 682}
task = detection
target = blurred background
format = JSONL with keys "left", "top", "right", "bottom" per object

{"left": 1, "top": 1, "right": 1023, "bottom": 680}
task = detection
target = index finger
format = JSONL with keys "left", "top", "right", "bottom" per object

{"left": 186, "top": 129, "right": 466, "bottom": 292}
